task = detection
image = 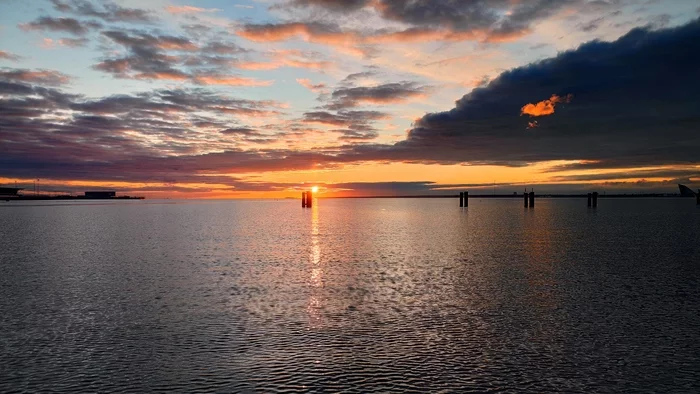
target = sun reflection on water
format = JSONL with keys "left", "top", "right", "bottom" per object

{"left": 307, "top": 202, "right": 324, "bottom": 328}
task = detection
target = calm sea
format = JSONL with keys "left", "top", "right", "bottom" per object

{"left": 1, "top": 198, "right": 699, "bottom": 392}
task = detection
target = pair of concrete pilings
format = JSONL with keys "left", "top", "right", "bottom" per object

{"left": 301, "top": 191, "right": 313, "bottom": 208}
{"left": 459, "top": 192, "right": 469, "bottom": 207}
{"left": 587, "top": 192, "right": 599, "bottom": 208}
{"left": 524, "top": 191, "right": 535, "bottom": 207}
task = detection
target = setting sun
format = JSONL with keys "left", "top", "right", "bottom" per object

{"left": 311, "top": 186, "right": 319, "bottom": 193}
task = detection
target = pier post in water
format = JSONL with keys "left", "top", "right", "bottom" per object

{"left": 524, "top": 192, "right": 529, "bottom": 207}
{"left": 592, "top": 192, "right": 598, "bottom": 208}
{"left": 696, "top": 190, "right": 699, "bottom": 205}
{"left": 459, "top": 192, "right": 464, "bottom": 207}
{"left": 464, "top": 191, "right": 468, "bottom": 207}
{"left": 528, "top": 191, "right": 535, "bottom": 208}
{"left": 306, "top": 190, "right": 313, "bottom": 208}
{"left": 302, "top": 192, "right": 307, "bottom": 208}
{"left": 587, "top": 193, "right": 592, "bottom": 207}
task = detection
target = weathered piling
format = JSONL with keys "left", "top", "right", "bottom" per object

{"left": 464, "top": 191, "right": 468, "bottom": 207}
{"left": 528, "top": 191, "right": 535, "bottom": 208}
{"left": 302, "top": 191, "right": 307, "bottom": 208}
{"left": 524, "top": 192, "right": 528, "bottom": 207}
{"left": 592, "top": 192, "right": 598, "bottom": 208}
{"left": 306, "top": 190, "right": 313, "bottom": 208}
{"left": 587, "top": 193, "right": 592, "bottom": 207}
{"left": 459, "top": 192, "right": 464, "bottom": 207}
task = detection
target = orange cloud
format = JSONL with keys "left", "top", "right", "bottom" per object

{"left": 296, "top": 78, "right": 327, "bottom": 92}
{"left": 281, "top": 58, "right": 330, "bottom": 69}
{"left": 156, "top": 41, "right": 198, "bottom": 51}
{"left": 237, "top": 23, "right": 528, "bottom": 49}
{"left": 194, "top": 75, "right": 273, "bottom": 87}
{"left": 236, "top": 61, "right": 280, "bottom": 70}
{"left": 134, "top": 71, "right": 189, "bottom": 81}
{"left": 41, "top": 38, "right": 56, "bottom": 48}
{"left": 237, "top": 23, "right": 357, "bottom": 46}
{"left": 4, "top": 69, "right": 71, "bottom": 85}
{"left": 521, "top": 94, "right": 573, "bottom": 117}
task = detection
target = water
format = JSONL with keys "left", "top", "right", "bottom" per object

{"left": 1, "top": 198, "right": 699, "bottom": 392}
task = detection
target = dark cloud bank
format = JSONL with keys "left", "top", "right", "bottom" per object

{"left": 379, "top": 18, "right": 700, "bottom": 170}
{"left": 2, "top": 18, "right": 700, "bottom": 193}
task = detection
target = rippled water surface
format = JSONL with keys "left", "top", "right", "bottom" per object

{"left": 1, "top": 198, "right": 700, "bottom": 392}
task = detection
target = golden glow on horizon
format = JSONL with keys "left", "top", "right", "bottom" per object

{"left": 2, "top": 161, "right": 697, "bottom": 199}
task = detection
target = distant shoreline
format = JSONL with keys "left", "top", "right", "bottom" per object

{"left": 3, "top": 196, "right": 144, "bottom": 201}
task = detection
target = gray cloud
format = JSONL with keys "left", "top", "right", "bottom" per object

{"left": 333, "top": 125, "right": 379, "bottom": 141}
{"left": 19, "top": 16, "right": 101, "bottom": 35}
{"left": 302, "top": 110, "right": 386, "bottom": 126}
{"left": 94, "top": 30, "right": 196, "bottom": 80}
{"left": 50, "top": 0, "right": 155, "bottom": 23}
{"left": 268, "top": 0, "right": 616, "bottom": 43}
{"left": 201, "top": 41, "right": 247, "bottom": 54}
{"left": 328, "top": 82, "right": 428, "bottom": 109}
{"left": 285, "top": 0, "right": 368, "bottom": 11}
{"left": 340, "top": 69, "right": 378, "bottom": 84}
{"left": 94, "top": 30, "right": 259, "bottom": 85}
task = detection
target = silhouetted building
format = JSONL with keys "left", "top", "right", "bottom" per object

{"left": 85, "top": 191, "right": 116, "bottom": 199}
{"left": 678, "top": 184, "right": 697, "bottom": 197}
{"left": 0, "top": 187, "right": 22, "bottom": 196}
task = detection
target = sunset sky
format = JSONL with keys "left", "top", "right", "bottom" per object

{"left": 1, "top": 0, "right": 699, "bottom": 198}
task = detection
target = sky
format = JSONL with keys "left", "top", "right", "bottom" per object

{"left": 1, "top": 0, "right": 699, "bottom": 198}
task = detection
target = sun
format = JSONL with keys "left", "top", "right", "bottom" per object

{"left": 311, "top": 186, "right": 319, "bottom": 193}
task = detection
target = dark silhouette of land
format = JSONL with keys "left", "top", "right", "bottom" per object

{"left": 1, "top": 189, "right": 144, "bottom": 201}
{"left": 6, "top": 195, "right": 144, "bottom": 201}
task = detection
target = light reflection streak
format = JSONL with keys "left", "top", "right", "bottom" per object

{"left": 307, "top": 201, "right": 324, "bottom": 328}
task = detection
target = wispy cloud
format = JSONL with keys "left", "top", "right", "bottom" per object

{"left": 296, "top": 78, "right": 327, "bottom": 92}
{"left": 165, "top": 5, "right": 221, "bottom": 14}
{"left": 0, "top": 50, "right": 21, "bottom": 61}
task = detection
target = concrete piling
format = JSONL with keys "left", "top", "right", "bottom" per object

{"left": 306, "top": 190, "right": 313, "bottom": 208}
{"left": 587, "top": 193, "right": 592, "bottom": 207}
{"left": 459, "top": 192, "right": 464, "bottom": 207}
{"left": 592, "top": 192, "right": 598, "bottom": 208}
{"left": 302, "top": 191, "right": 307, "bottom": 208}
{"left": 524, "top": 192, "right": 529, "bottom": 207}
{"left": 696, "top": 190, "right": 699, "bottom": 205}
{"left": 528, "top": 191, "right": 535, "bottom": 208}
{"left": 464, "top": 191, "right": 468, "bottom": 207}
